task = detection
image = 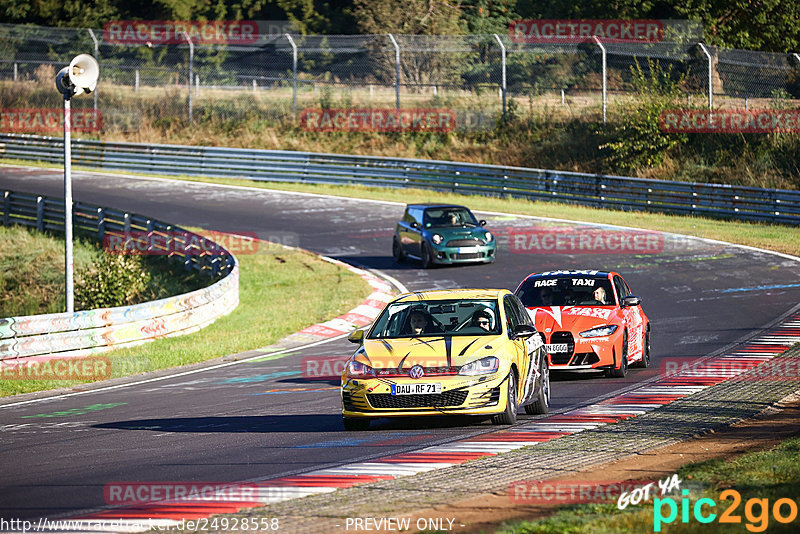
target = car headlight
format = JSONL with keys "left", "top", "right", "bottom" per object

{"left": 458, "top": 356, "right": 499, "bottom": 376}
{"left": 484, "top": 231, "right": 493, "bottom": 242}
{"left": 432, "top": 233, "right": 443, "bottom": 245}
{"left": 579, "top": 325, "right": 618, "bottom": 338}
{"left": 346, "top": 360, "right": 375, "bottom": 378}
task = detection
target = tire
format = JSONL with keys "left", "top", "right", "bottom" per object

{"left": 525, "top": 356, "right": 550, "bottom": 415}
{"left": 343, "top": 417, "right": 370, "bottom": 431}
{"left": 492, "top": 372, "right": 518, "bottom": 425}
{"left": 609, "top": 331, "right": 629, "bottom": 378}
{"left": 392, "top": 237, "right": 406, "bottom": 263}
{"left": 420, "top": 242, "right": 435, "bottom": 269}
{"left": 633, "top": 325, "right": 651, "bottom": 369}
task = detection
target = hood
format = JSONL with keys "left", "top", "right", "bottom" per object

{"left": 358, "top": 335, "right": 503, "bottom": 370}
{"left": 526, "top": 306, "right": 620, "bottom": 334}
{"left": 432, "top": 226, "right": 486, "bottom": 239}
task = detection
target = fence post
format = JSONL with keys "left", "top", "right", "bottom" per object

{"left": 37, "top": 196, "right": 44, "bottom": 231}
{"left": 593, "top": 36, "right": 607, "bottom": 124}
{"left": 388, "top": 34, "right": 401, "bottom": 112}
{"left": 493, "top": 34, "right": 507, "bottom": 118}
{"left": 87, "top": 29, "right": 99, "bottom": 112}
{"left": 135, "top": 70, "right": 139, "bottom": 92}
{"left": 195, "top": 74, "right": 199, "bottom": 97}
{"left": 184, "top": 32, "right": 194, "bottom": 123}
{"left": 285, "top": 33, "right": 298, "bottom": 113}
{"left": 2, "top": 191, "right": 9, "bottom": 226}
{"left": 97, "top": 207, "right": 105, "bottom": 241}
{"left": 13, "top": 63, "right": 17, "bottom": 82}
{"left": 698, "top": 43, "right": 713, "bottom": 111}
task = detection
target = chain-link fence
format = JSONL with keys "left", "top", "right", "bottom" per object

{"left": 1, "top": 22, "right": 799, "bottom": 134}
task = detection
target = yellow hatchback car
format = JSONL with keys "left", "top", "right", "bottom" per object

{"left": 341, "top": 289, "right": 550, "bottom": 430}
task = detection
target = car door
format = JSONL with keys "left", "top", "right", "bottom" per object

{"left": 398, "top": 207, "right": 423, "bottom": 257}
{"left": 614, "top": 275, "right": 644, "bottom": 360}
{"left": 504, "top": 295, "right": 534, "bottom": 404}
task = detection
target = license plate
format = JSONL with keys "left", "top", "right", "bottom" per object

{"left": 391, "top": 383, "right": 442, "bottom": 395}
{"left": 546, "top": 343, "right": 569, "bottom": 353}
{"left": 457, "top": 247, "right": 478, "bottom": 253}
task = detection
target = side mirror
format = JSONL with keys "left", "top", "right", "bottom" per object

{"left": 512, "top": 324, "right": 537, "bottom": 339}
{"left": 479, "top": 219, "right": 487, "bottom": 226}
{"left": 348, "top": 329, "right": 365, "bottom": 344}
{"left": 622, "top": 295, "right": 641, "bottom": 307}
{"left": 410, "top": 222, "right": 420, "bottom": 230}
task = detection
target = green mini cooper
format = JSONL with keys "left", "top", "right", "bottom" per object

{"left": 392, "top": 204, "right": 497, "bottom": 268}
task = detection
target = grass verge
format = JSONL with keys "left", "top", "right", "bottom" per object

{"left": 0, "top": 240, "right": 372, "bottom": 397}
{"left": 496, "top": 438, "right": 800, "bottom": 533}
{"left": 0, "top": 225, "right": 208, "bottom": 317}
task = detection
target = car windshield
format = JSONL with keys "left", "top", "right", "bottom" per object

{"left": 368, "top": 299, "right": 501, "bottom": 339}
{"left": 516, "top": 277, "right": 615, "bottom": 307}
{"left": 423, "top": 207, "right": 478, "bottom": 228}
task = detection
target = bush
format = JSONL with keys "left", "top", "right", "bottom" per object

{"left": 597, "top": 59, "right": 688, "bottom": 171}
{"left": 75, "top": 254, "right": 151, "bottom": 310}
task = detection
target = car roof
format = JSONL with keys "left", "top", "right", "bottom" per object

{"left": 406, "top": 203, "right": 469, "bottom": 210}
{"left": 392, "top": 288, "right": 511, "bottom": 303}
{"left": 524, "top": 270, "right": 613, "bottom": 279}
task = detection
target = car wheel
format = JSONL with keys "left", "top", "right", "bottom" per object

{"left": 392, "top": 237, "right": 406, "bottom": 263}
{"left": 492, "top": 371, "right": 518, "bottom": 425}
{"left": 633, "top": 325, "right": 650, "bottom": 368}
{"left": 343, "top": 417, "right": 370, "bottom": 431}
{"left": 609, "top": 331, "right": 629, "bottom": 378}
{"left": 421, "top": 242, "right": 435, "bottom": 269}
{"left": 525, "top": 357, "right": 550, "bottom": 415}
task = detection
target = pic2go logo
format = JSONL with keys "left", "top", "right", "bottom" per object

{"left": 654, "top": 489, "right": 799, "bottom": 532}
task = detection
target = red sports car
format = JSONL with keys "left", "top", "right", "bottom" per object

{"left": 514, "top": 270, "right": 650, "bottom": 377}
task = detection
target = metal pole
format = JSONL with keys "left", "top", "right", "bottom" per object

{"left": 493, "top": 34, "right": 507, "bottom": 117}
{"left": 388, "top": 34, "right": 400, "bottom": 111}
{"left": 184, "top": 32, "right": 194, "bottom": 123}
{"left": 698, "top": 43, "right": 713, "bottom": 111}
{"left": 88, "top": 29, "right": 99, "bottom": 112}
{"left": 593, "top": 36, "right": 607, "bottom": 124}
{"left": 285, "top": 34, "right": 298, "bottom": 113}
{"left": 13, "top": 63, "right": 17, "bottom": 82}
{"left": 135, "top": 69, "right": 139, "bottom": 91}
{"left": 63, "top": 95, "right": 74, "bottom": 313}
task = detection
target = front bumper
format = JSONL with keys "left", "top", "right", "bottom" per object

{"left": 430, "top": 244, "right": 496, "bottom": 264}
{"left": 548, "top": 331, "right": 621, "bottom": 370}
{"left": 341, "top": 372, "right": 509, "bottom": 418}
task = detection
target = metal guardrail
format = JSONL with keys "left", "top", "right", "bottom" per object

{"left": 1, "top": 133, "right": 798, "bottom": 224}
{"left": 0, "top": 189, "right": 239, "bottom": 360}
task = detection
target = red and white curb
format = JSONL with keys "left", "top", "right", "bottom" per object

{"left": 44, "top": 312, "right": 800, "bottom": 532}
{"left": 294, "top": 259, "right": 395, "bottom": 340}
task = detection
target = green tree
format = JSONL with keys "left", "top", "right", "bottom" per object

{"left": 352, "top": 0, "right": 464, "bottom": 35}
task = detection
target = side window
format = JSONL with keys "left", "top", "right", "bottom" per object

{"left": 408, "top": 208, "right": 423, "bottom": 225}
{"left": 613, "top": 276, "right": 629, "bottom": 302}
{"left": 503, "top": 296, "right": 522, "bottom": 336}
{"left": 512, "top": 296, "right": 533, "bottom": 326}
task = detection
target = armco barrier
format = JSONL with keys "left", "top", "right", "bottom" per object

{"left": 1, "top": 133, "right": 799, "bottom": 224}
{"left": 0, "top": 190, "right": 238, "bottom": 360}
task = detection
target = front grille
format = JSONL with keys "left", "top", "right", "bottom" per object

{"left": 446, "top": 238, "right": 484, "bottom": 247}
{"left": 549, "top": 331, "right": 575, "bottom": 365}
{"left": 367, "top": 390, "right": 468, "bottom": 409}
{"left": 571, "top": 352, "right": 600, "bottom": 366}
{"left": 450, "top": 252, "right": 483, "bottom": 260}
{"left": 342, "top": 391, "right": 358, "bottom": 411}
